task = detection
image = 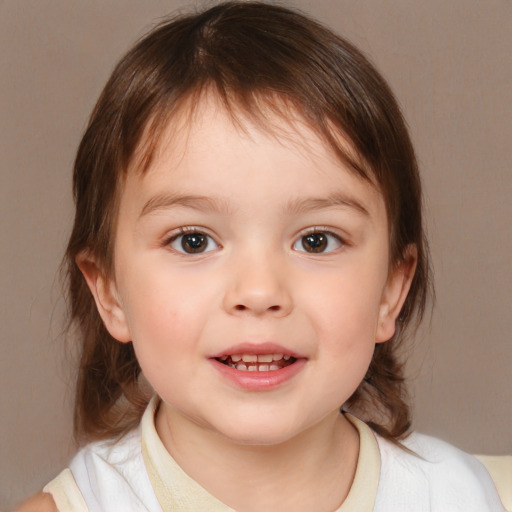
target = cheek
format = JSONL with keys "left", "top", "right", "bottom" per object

{"left": 117, "top": 263, "right": 221, "bottom": 375}
{"left": 124, "top": 292, "right": 200, "bottom": 399}
{"left": 302, "top": 268, "right": 386, "bottom": 396}
{"left": 119, "top": 257, "right": 206, "bottom": 334}
{"left": 309, "top": 270, "right": 385, "bottom": 339}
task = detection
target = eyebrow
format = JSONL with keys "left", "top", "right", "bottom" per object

{"left": 286, "top": 192, "right": 370, "bottom": 217}
{"left": 139, "top": 193, "right": 234, "bottom": 219}
{"left": 139, "top": 190, "right": 370, "bottom": 219}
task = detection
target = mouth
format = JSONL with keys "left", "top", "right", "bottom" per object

{"left": 215, "top": 353, "right": 296, "bottom": 372}
{"left": 210, "top": 343, "right": 305, "bottom": 390}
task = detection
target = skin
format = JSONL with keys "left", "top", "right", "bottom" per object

{"left": 15, "top": 492, "right": 57, "bottom": 512}
{"left": 24, "top": 94, "right": 416, "bottom": 511}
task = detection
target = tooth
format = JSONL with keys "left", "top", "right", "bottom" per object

{"left": 257, "top": 354, "right": 273, "bottom": 363}
{"left": 272, "top": 353, "right": 283, "bottom": 361}
{"left": 232, "top": 355, "right": 242, "bottom": 362}
{"left": 236, "top": 363, "right": 247, "bottom": 371}
{"left": 258, "top": 364, "right": 269, "bottom": 371}
{"left": 283, "top": 355, "right": 291, "bottom": 360}
{"left": 270, "top": 364, "right": 280, "bottom": 371}
{"left": 248, "top": 365, "right": 257, "bottom": 371}
{"left": 220, "top": 355, "right": 228, "bottom": 361}
{"left": 242, "top": 354, "right": 257, "bottom": 363}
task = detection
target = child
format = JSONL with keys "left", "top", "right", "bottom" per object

{"left": 18, "top": 2, "right": 505, "bottom": 511}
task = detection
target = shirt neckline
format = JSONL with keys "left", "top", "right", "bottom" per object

{"left": 141, "top": 396, "right": 380, "bottom": 511}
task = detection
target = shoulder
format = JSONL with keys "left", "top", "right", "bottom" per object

{"left": 401, "top": 431, "right": 496, "bottom": 484}
{"left": 68, "top": 426, "right": 142, "bottom": 487}
{"left": 75, "top": 424, "right": 142, "bottom": 462}
{"left": 15, "top": 492, "right": 58, "bottom": 512}
{"left": 375, "top": 431, "right": 505, "bottom": 511}
{"left": 64, "top": 426, "right": 160, "bottom": 510}
{"left": 22, "top": 430, "right": 145, "bottom": 512}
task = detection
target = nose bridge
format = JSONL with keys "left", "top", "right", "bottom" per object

{"left": 223, "top": 243, "right": 293, "bottom": 316}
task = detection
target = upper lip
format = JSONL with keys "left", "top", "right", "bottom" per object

{"left": 210, "top": 342, "right": 303, "bottom": 359}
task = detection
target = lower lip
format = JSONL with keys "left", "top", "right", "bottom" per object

{"left": 210, "top": 358, "right": 306, "bottom": 391}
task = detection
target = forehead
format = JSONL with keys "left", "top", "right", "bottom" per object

{"left": 132, "top": 90, "right": 375, "bottom": 180}
{"left": 122, "top": 93, "right": 385, "bottom": 221}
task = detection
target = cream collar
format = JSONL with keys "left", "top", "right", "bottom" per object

{"left": 141, "top": 396, "right": 380, "bottom": 511}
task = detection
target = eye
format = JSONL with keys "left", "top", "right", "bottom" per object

{"left": 293, "top": 231, "right": 343, "bottom": 254}
{"left": 168, "top": 230, "right": 219, "bottom": 254}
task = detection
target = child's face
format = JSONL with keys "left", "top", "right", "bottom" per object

{"left": 86, "top": 95, "right": 412, "bottom": 445}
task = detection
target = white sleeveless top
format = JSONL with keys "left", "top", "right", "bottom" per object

{"left": 43, "top": 397, "right": 505, "bottom": 512}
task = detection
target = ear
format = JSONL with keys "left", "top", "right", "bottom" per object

{"left": 75, "top": 252, "right": 131, "bottom": 343}
{"left": 375, "top": 245, "right": 417, "bottom": 343}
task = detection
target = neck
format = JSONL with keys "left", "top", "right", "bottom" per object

{"left": 155, "top": 404, "right": 359, "bottom": 512}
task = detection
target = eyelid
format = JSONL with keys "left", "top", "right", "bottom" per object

{"left": 292, "top": 227, "right": 347, "bottom": 253}
{"left": 164, "top": 226, "right": 221, "bottom": 254}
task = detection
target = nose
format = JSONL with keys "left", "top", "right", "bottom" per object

{"left": 222, "top": 251, "right": 293, "bottom": 317}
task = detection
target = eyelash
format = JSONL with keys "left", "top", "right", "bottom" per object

{"left": 164, "top": 227, "right": 346, "bottom": 255}
{"left": 293, "top": 228, "right": 345, "bottom": 254}
{"left": 165, "top": 227, "right": 220, "bottom": 255}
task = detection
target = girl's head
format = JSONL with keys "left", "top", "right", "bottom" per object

{"left": 67, "top": 1, "right": 430, "bottom": 444}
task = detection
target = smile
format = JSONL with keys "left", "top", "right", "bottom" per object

{"left": 217, "top": 353, "right": 295, "bottom": 372}
{"left": 210, "top": 343, "right": 305, "bottom": 390}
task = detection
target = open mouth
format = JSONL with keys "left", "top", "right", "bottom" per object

{"left": 216, "top": 353, "right": 296, "bottom": 372}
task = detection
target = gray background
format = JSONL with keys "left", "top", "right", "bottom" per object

{"left": 1, "top": 0, "right": 511, "bottom": 508}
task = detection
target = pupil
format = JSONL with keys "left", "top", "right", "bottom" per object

{"left": 303, "top": 233, "right": 327, "bottom": 253}
{"left": 182, "top": 233, "right": 206, "bottom": 253}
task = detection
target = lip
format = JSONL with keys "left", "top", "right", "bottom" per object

{"left": 210, "top": 342, "right": 302, "bottom": 360}
{"left": 209, "top": 342, "right": 307, "bottom": 391}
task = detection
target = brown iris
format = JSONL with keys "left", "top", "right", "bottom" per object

{"left": 302, "top": 233, "right": 328, "bottom": 253}
{"left": 181, "top": 233, "right": 208, "bottom": 253}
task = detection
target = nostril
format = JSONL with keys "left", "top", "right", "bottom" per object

{"left": 233, "top": 304, "right": 281, "bottom": 312}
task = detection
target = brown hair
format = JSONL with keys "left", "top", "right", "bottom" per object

{"left": 66, "top": 1, "right": 431, "bottom": 444}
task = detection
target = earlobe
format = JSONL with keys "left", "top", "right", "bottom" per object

{"left": 375, "top": 245, "right": 417, "bottom": 343}
{"left": 75, "top": 253, "right": 131, "bottom": 343}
